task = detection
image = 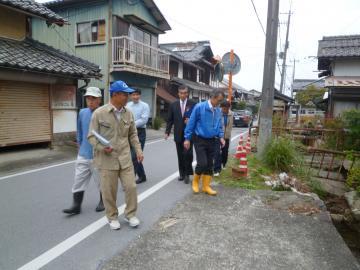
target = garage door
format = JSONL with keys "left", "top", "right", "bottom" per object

{"left": 0, "top": 80, "right": 51, "bottom": 147}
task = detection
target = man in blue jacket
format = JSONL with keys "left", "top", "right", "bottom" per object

{"left": 184, "top": 90, "right": 225, "bottom": 195}
{"left": 63, "top": 87, "right": 104, "bottom": 215}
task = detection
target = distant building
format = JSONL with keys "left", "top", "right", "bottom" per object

{"left": 318, "top": 35, "right": 360, "bottom": 116}
{"left": 292, "top": 79, "right": 325, "bottom": 93}
{"left": 0, "top": 0, "right": 101, "bottom": 147}
{"left": 157, "top": 41, "right": 217, "bottom": 118}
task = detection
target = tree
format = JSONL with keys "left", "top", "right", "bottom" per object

{"left": 295, "top": 85, "right": 326, "bottom": 108}
{"left": 232, "top": 101, "right": 246, "bottom": 110}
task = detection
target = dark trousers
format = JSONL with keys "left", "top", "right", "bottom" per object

{"left": 193, "top": 135, "right": 216, "bottom": 175}
{"left": 214, "top": 138, "right": 230, "bottom": 173}
{"left": 131, "top": 128, "right": 146, "bottom": 180}
{"left": 175, "top": 140, "right": 194, "bottom": 178}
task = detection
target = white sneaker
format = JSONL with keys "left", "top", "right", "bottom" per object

{"left": 214, "top": 172, "right": 220, "bottom": 177}
{"left": 109, "top": 219, "right": 121, "bottom": 230}
{"left": 125, "top": 216, "right": 140, "bottom": 227}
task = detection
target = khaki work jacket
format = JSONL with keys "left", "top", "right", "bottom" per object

{"left": 223, "top": 110, "right": 234, "bottom": 139}
{"left": 88, "top": 103, "right": 142, "bottom": 170}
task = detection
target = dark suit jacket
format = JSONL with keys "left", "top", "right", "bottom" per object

{"left": 166, "top": 99, "right": 196, "bottom": 143}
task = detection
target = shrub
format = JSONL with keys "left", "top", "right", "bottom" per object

{"left": 346, "top": 165, "right": 360, "bottom": 194}
{"left": 323, "top": 117, "right": 345, "bottom": 150}
{"left": 262, "top": 136, "right": 298, "bottom": 172}
{"left": 153, "top": 116, "right": 163, "bottom": 130}
{"left": 342, "top": 109, "right": 360, "bottom": 151}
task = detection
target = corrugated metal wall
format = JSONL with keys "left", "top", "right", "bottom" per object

{"left": 31, "top": 1, "right": 109, "bottom": 90}
{"left": 112, "top": 0, "right": 158, "bottom": 27}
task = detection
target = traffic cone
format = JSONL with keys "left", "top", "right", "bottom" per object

{"left": 239, "top": 134, "right": 244, "bottom": 146}
{"left": 238, "top": 149, "right": 248, "bottom": 177}
{"left": 245, "top": 136, "right": 251, "bottom": 154}
{"left": 234, "top": 145, "right": 243, "bottom": 159}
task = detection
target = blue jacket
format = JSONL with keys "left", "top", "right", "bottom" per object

{"left": 77, "top": 108, "right": 94, "bottom": 159}
{"left": 184, "top": 101, "right": 224, "bottom": 140}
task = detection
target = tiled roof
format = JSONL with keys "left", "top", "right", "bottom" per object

{"left": 172, "top": 77, "right": 216, "bottom": 93}
{"left": 292, "top": 79, "right": 325, "bottom": 92}
{"left": 0, "top": 0, "right": 66, "bottom": 25}
{"left": 318, "top": 35, "right": 360, "bottom": 58}
{"left": 0, "top": 38, "right": 101, "bottom": 79}
{"left": 160, "top": 41, "right": 214, "bottom": 62}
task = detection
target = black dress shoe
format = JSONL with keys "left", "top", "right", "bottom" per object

{"left": 178, "top": 176, "right": 184, "bottom": 181}
{"left": 136, "top": 177, "right": 147, "bottom": 184}
{"left": 184, "top": 176, "right": 190, "bottom": 184}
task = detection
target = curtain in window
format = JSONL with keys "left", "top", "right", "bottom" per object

{"left": 77, "top": 22, "right": 91, "bottom": 44}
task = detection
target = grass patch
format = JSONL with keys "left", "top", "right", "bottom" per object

{"left": 216, "top": 155, "right": 271, "bottom": 190}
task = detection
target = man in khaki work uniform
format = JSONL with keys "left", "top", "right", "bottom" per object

{"left": 88, "top": 80, "right": 143, "bottom": 230}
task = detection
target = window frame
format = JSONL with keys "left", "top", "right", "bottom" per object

{"left": 76, "top": 19, "right": 106, "bottom": 46}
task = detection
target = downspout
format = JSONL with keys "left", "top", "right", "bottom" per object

{"left": 78, "top": 78, "right": 90, "bottom": 110}
{"left": 107, "top": 0, "right": 113, "bottom": 104}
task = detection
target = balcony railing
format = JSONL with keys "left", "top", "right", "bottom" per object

{"left": 112, "top": 36, "right": 169, "bottom": 74}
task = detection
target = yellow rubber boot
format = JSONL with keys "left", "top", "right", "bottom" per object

{"left": 202, "top": 175, "right": 217, "bottom": 196}
{"left": 192, "top": 174, "right": 201, "bottom": 194}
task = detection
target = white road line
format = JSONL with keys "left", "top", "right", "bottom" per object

{"left": 17, "top": 170, "right": 181, "bottom": 270}
{"left": 0, "top": 138, "right": 167, "bottom": 181}
{"left": 17, "top": 131, "right": 247, "bottom": 270}
{"left": 0, "top": 160, "right": 77, "bottom": 181}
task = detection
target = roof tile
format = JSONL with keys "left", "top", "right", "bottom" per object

{"left": 0, "top": 38, "right": 101, "bottom": 79}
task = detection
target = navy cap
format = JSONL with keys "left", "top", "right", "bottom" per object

{"left": 109, "top": 80, "right": 134, "bottom": 94}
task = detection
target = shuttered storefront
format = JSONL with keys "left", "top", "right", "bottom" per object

{"left": 0, "top": 80, "right": 51, "bottom": 147}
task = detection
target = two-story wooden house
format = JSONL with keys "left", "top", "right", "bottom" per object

{"left": 156, "top": 41, "right": 217, "bottom": 118}
{"left": 318, "top": 35, "right": 360, "bottom": 117}
{"left": 31, "top": 0, "right": 171, "bottom": 120}
{"left": 0, "top": 0, "right": 101, "bottom": 147}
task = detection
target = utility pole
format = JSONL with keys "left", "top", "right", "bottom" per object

{"left": 280, "top": 11, "right": 291, "bottom": 94}
{"left": 290, "top": 59, "right": 296, "bottom": 98}
{"left": 257, "top": 0, "right": 280, "bottom": 156}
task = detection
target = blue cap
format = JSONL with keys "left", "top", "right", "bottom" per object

{"left": 109, "top": 80, "right": 134, "bottom": 94}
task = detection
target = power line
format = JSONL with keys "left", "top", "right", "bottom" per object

{"left": 51, "top": 25, "right": 77, "bottom": 55}
{"left": 250, "top": 0, "right": 265, "bottom": 35}
{"left": 249, "top": 0, "right": 282, "bottom": 79}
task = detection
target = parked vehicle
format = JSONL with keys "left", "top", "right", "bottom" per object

{"left": 233, "top": 110, "right": 253, "bottom": 127}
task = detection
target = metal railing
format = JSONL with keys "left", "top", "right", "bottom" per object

{"left": 112, "top": 36, "right": 169, "bottom": 74}
{"left": 307, "top": 148, "right": 360, "bottom": 181}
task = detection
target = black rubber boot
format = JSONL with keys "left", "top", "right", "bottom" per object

{"left": 95, "top": 193, "right": 105, "bottom": 212}
{"left": 63, "top": 191, "right": 84, "bottom": 215}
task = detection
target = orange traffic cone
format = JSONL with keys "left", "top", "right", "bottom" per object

{"left": 239, "top": 134, "right": 244, "bottom": 146}
{"left": 238, "top": 149, "right": 248, "bottom": 177}
{"left": 245, "top": 136, "right": 251, "bottom": 154}
{"left": 234, "top": 145, "right": 243, "bottom": 159}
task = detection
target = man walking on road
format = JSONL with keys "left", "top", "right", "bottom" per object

{"left": 184, "top": 90, "right": 225, "bottom": 195}
{"left": 88, "top": 80, "right": 143, "bottom": 230}
{"left": 165, "top": 85, "right": 196, "bottom": 184}
{"left": 63, "top": 87, "right": 104, "bottom": 215}
{"left": 127, "top": 89, "right": 150, "bottom": 184}
{"left": 214, "top": 101, "right": 233, "bottom": 176}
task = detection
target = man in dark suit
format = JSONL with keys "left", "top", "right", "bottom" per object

{"left": 165, "top": 85, "right": 196, "bottom": 184}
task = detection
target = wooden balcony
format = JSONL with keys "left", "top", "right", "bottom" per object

{"left": 111, "top": 36, "right": 170, "bottom": 79}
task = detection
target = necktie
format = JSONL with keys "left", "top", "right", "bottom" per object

{"left": 181, "top": 101, "right": 185, "bottom": 117}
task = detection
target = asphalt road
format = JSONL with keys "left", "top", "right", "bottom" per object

{"left": 0, "top": 128, "right": 247, "bottom": 270}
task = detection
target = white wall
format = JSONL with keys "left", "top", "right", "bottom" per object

{"left": 333, "top": 101, "right": 360, "bottom": 116}
{"left": 333, "top": 60, "right": 360, "bottom": 76}
{"left": 178, "top": 62, "right": 183, "bottom": 79}
{"left": 53, "top": 110, "right": 77, "bottom": 133}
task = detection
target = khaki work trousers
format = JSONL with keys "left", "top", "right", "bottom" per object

{"left": 100, "top": 166, "right": 137, "bottom": 221}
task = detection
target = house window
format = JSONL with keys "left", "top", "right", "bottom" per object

{"left": 77, "top": 20, "right": 106, "bottom": 44}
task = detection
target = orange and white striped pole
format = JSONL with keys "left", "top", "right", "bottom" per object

{"left": 238, "top": 148, "right": 248, "bottom": 177}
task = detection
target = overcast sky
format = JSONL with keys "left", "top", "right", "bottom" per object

{"left": 38, "top": 0, "right": 360, "bottom": 95}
